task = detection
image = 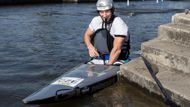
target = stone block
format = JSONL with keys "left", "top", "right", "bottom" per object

{"left": 141, "top": 39, "right": 190, "bottom": 73}
{"left": 172, "top": 13, "right": 190, "bottom": 26}
{"left": 158, "top": 23, "right": 190, "bottom": 47}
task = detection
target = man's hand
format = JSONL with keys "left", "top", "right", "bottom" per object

{"left": 88, "top": 47, "right": 99, "bottom": 57}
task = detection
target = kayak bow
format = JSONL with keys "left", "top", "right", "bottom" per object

{"left": 23, "top": 64, "right": 119, "bottom": 104}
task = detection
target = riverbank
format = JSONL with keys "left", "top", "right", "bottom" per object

{"left": 0, "top": 0, "right": 187, "bottom": 5}
{"left": 120, "top": 12, "right": 190, "bottom": 107}
{"left": 0, "top": 0, "right": 62, "bottom": 5}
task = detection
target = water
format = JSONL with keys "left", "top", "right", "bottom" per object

{"left": 0, "top": 1, "right": 189, "bottom": 107}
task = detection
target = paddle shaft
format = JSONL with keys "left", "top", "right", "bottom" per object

{"left": 141, "top": 56, "right": 179, "bottom": 107}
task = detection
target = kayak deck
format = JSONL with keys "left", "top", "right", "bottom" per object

{"left": 23, "top": 64, "right": 119, "bottom": 104}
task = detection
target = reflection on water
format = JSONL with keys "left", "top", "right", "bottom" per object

{"left": 40, "top": 78, "right": 167, "bottom": 107}
{"left": 0, "top": 1, "right": 189, "bottom": 107}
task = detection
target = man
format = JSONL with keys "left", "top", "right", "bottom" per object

{"left": 83, "top": 0, "right": 130, "bottom": 65}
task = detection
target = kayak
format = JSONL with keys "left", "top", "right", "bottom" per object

{"left": 22, "top": 60, "right": 120, "bottom": 104}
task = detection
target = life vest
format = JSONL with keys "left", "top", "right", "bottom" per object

{"left": 91, "top": 16, "right": 130, "bottom": 60}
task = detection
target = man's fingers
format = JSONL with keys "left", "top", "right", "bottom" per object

{"left": 94, "top": 51, "right": 99, "bottom": 56}
{"left": 89, "top": 49, "right": 99, "bottom": 57}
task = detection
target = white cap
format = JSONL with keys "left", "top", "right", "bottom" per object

{"left": 96, "top": 0, "right": 113, "bottom": 11}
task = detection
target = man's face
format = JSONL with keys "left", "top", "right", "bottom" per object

{"left": 99, "top": 9, "right": 112, "bottom": 21}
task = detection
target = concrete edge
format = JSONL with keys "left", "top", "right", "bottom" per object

{"left": 119, "top": 57, "right": 190, "bottom": 107}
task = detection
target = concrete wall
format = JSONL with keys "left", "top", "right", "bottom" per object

{"left": 120, "top": 12, "right": 190, "bottom": 107}
{"left": 0, "top": 0, "right": 62, "bottom": 5}
{"left": 0, "top": 0, "right": 129, "bottom": 4}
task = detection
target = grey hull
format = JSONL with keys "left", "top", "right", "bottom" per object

{"left": 23, "top": 64, "right": 119, "bottom": 104}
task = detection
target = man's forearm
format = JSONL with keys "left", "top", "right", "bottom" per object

{"left": 84, "top": 34, "right": 93, "bottom": 49}
{"left": 108, "top": 48, "right": 121, "bottom": 64}
{"left": 108, "top": 37, "right": 124, "bottom": 64}
{"left": 83, "top": 28, "right": 94, "bottom": 49}
{"left": 83, "top": 28, "right": 99, "bottom": 57}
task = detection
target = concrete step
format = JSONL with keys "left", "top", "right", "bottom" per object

{"left": 158, "top": 23, "right": 190, "bottom": 48}
{"left": 120, "top": 57, "right": 190, "bottom": 107}
{"left": 172, "top": 13, "right": 190, "bottom": 26}
{"left": 141, "top": 39, "right": 190, "bottom": 73}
